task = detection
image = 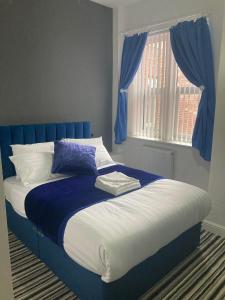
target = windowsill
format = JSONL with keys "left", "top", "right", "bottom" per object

{"left": 127, "top": 136, "right": 192, "bottom": 149}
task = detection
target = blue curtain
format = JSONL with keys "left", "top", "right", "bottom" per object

{"left": 170, "top": 17, "right": 215, "bottom": 161}
{"left": 114, "top": 32, "right": 148, "bottom": 144}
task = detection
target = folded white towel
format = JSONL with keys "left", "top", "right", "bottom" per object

{"left": 95, "top": 171, "right": 141, "bottom": 196}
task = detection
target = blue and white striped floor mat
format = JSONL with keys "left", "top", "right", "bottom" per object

{"left": 9, "top": 230, "right": 225, "bottom": 300}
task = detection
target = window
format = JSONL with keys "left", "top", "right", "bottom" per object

{"left": 128, "top": 31, "right": 201, "bottom": 145}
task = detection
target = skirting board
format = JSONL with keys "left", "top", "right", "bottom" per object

{"left": 202, "top": 220, "right": 225, "bottom": 238}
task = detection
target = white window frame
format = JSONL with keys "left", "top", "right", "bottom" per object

{"left": 127, "top": 28, "right": 202, "bottom": 146}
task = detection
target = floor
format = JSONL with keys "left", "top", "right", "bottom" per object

{"left": 9, "top": 230, "right": 225, "bottom": 300}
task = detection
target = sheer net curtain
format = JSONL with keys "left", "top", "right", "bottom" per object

{"left": 128, "top": 31, "right": 201, "bottom": 145}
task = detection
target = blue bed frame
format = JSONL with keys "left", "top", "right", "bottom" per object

{"left": 0, "top": 122, "right": 201, "bottom": 300}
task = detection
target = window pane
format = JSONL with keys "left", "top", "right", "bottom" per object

{"left": 171, "top": 68, "right": 201, "bottom": 144}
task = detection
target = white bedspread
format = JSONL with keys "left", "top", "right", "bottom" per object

{"left": 4, "top": 175, "right": 211, "bottom": 283}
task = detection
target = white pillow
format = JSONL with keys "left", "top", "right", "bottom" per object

{"left": 10, "top": 142, "right": 54, "bottom": 179}
{"left": 62, "top": 137, "right": 114, "bottom": 168}
{"left": 9, "top": 152, "right": 53, "bottom": 186}
{"left": 11, "top": 142, "right": 54, "bottom": 155}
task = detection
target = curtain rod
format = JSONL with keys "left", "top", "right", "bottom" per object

{"left": 121, "top": 13, "right": 209, "bottom": 37}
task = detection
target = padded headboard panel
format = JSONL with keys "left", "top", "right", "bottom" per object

{"left": 0, "top": 121, "right": 91, "bottom": 179}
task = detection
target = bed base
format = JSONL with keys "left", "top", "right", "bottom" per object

{"left": 6, "top": 200, "right": 201, "bottom": 300}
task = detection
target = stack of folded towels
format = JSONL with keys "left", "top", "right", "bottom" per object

{"left": 95, "top": 171, "right": 141, "bottom": 196}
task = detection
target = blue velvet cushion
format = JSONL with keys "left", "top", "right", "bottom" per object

{"left": 52, "top": 141, "right": 98, "bottom": 176}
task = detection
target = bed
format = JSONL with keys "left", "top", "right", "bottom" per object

{"left": 0, "top": 121, "right": 211, "bottom": 300}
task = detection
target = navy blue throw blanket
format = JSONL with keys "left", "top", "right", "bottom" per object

{"left": 25, "top": 165, "right": 162, "bottom": 246}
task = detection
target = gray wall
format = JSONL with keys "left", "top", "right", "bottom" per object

{"left": 0, "top": 0, "right": 112, "bottom": 149}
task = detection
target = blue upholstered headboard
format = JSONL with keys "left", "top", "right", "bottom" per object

{"left": 0, "top": 121, "right": 91, "bottom": 179}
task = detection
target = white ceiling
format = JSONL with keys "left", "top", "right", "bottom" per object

{"left": 0, "top": 0, "right": 141, "bottom": 8}
{"left": 91, "top": 0, "right": 142, "bottom": 8}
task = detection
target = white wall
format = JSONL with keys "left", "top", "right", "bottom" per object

{"left": 113, "top": 138, "right": 210, "bottom": 189}
{"left": 207, "top": 9, "right": 225, "bottom": 234}
{"left": 112, "top": 0, "right": 225, "bottom": 233}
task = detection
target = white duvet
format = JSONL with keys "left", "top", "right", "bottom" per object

{"left": 4, "top": 173, "right": 211, "bottom": 283}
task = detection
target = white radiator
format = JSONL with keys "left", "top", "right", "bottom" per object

{"left": 141, "top": 145, "right": 174, "bottom": 179}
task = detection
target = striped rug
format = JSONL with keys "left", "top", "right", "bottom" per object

{"left": 9, "top": 230, "right": 225, "bottom": 300}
